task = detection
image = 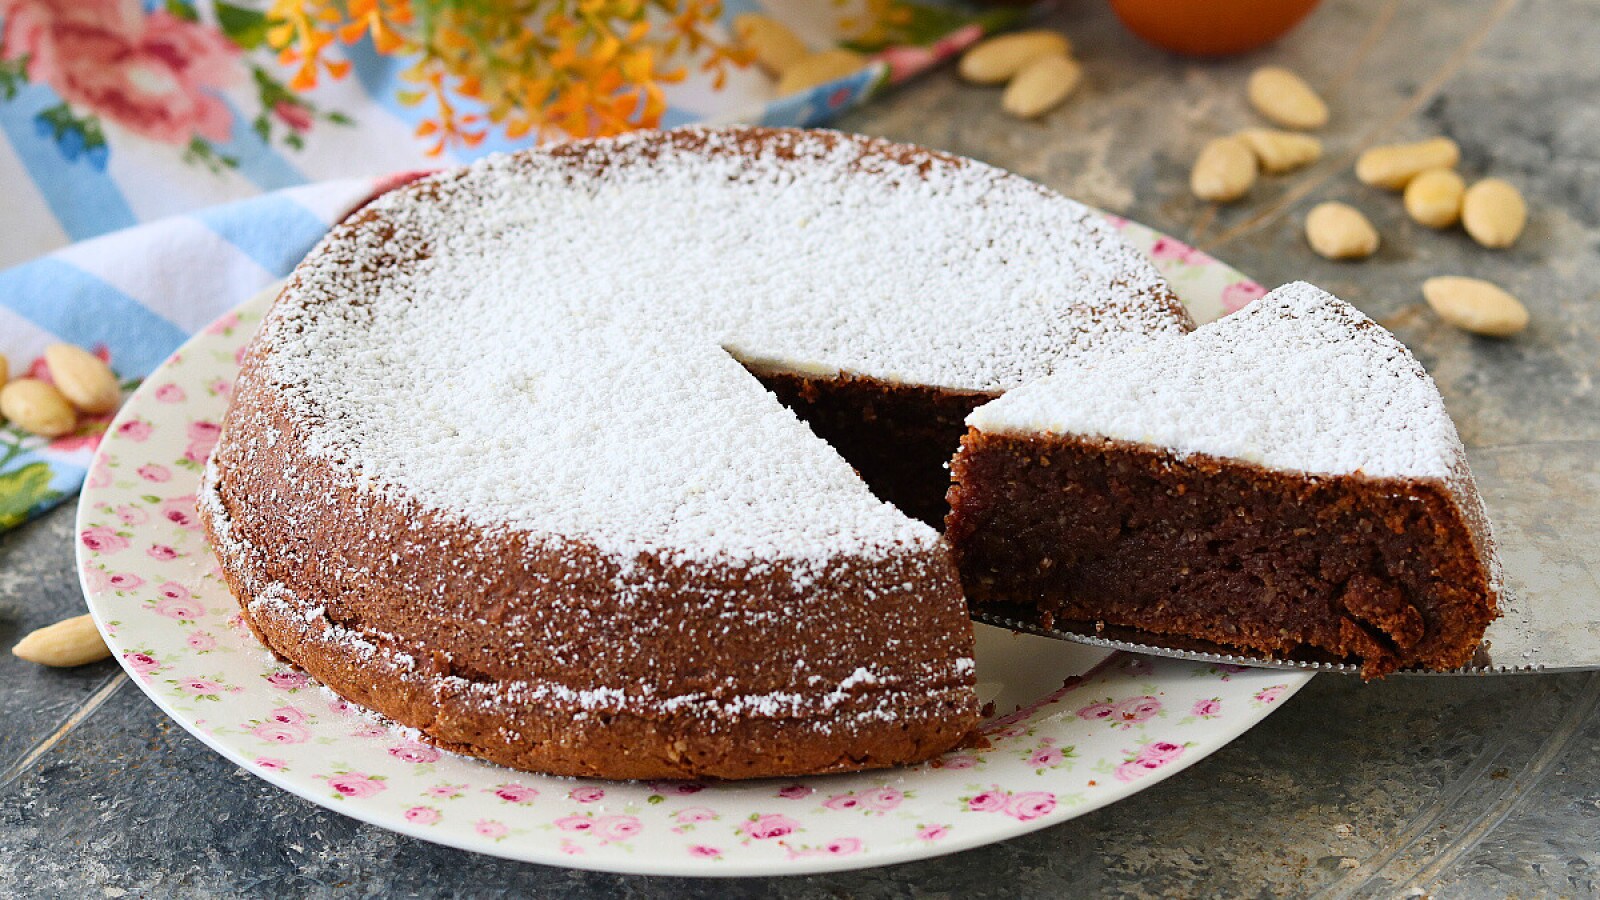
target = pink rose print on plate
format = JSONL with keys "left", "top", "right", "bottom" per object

{"left": 184, "top": 421, "right": 222, "bottom": 464}
{"left": 185, "top": 631, "right": 216, "bottom": 651}
{"left": 179, "top": 678, "right": 221, "bottom": 695}
{"left": 405, "top": 806, "right": 440, "bottom": 825}
{"left": 265, "top": 670, "right": 309, "bottom": 690}
{"left": 1221, "top": 279, "right": 1268, "bottom": 313}
{"left": 255, "top": 757, "right": 287, "bottom": 770}
{"left": 917, "top": 824, "right": 950, "bottom": 842}
{"left": 137, "top": 464, "right": 171, "bottom": 483}
{"left": 205, "top": 312, "right": 240, "bottom": 335}
{"left": 1076, "top": 700, "right": 1117, "bottom": 722}
{"left": 122, "top": 651, "right": 160, "bottom": 675}
{"left": 827, "top": 837, "right": 862, "bottom": 856}
{"left": 251, "top": 721, "right": 310, "bottom": 744}
{"left": 268, "top": 707, "right": 306, "bottom": 725}
{"left": 493, "top": 784, "right": 538, "bottom": 804}
{"left": 475, "top": 820, "right": 509, "bottom": 840}
{"left": 1255, "top": 685, "right": 1288, "bottom": 704}
{"left": 326, "top": 772, "right": 386, "bottom": 799}
{"left": 389, "top": 743, "right": 441, "bottom": 764}
{"left": 674, "top": 807, "right": 716, "bottom": 827}
{"left": 938, "top": 753, "right": 978, "bottom": 770}
{"left": 822, "top": 793, "right": 860, "bottom": 811}
{"left": 116, "top": 419, "right": 152, "bottom": 442}
{"left": 1115, "top": 741, "right": 1188, "bottom": 782}
{"left": 740, "top": 814, "right": 798, "bottom": 841}
{"left": 1028, "top": 746, "right": 1066, "bottom": 768}
{"left": 349, "top": 725, "right": 388, "bottom": 739}
{"left": 80, "top": 526, "right": 129, "bottom": 553}
{"left": 1113, "top": 695, "right": 1162, "bottom": 725}
{"left": 114, "top": 505, "right": 148, "bottom": 526}
{"left": 554, "top": 816, "right": 594, "bottom": 833}
{"left": 1006, "top": 791, "right": 1057, "bottom": 821}
{"left": 861, "top": 787, "right": 903, "bottom": 811}
{"left": 967, "top": 789, "right": 1009, "bottom": 813}
{"left": 1148, "top": 236, "right": 1208, "bottom": 266}
{"left": 153, "top": 594, "right": 203, "bottom": 620}
{"left": 689, "top": 845, "right": 721, "bottom": 859}
{"left": 596, "top": 815, "right": 641, "bottom": 843}
{"left": 82, "top": 567, "right": 110, "bottom": 592}
{"left": 777, "top": 784, "right": 813, "bottom": 800}
{"left": 147, "top": 544, "right": 179, "bottom": 562}
{"left": 1192, "top": 698, "right": 1223, "bottom": 718}
{"left": 154, "top": 383, "right": 187, "bottom": 403}
{"left": 569, "top": 786, "right": 604, "bottom": 803}
{"left": 425, "top": 784, "right": 467, "bottom": 799}
{"left": 158, "top": 496, "right": 201, "bottom": 530}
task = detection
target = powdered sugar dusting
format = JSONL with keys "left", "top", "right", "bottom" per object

{"left": 256, "top": 127, "right": 1184, "bottom": 561}
{"left": 970, "top": 282, "right": 1467, "bottom": 480}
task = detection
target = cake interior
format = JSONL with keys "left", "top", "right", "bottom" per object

{"left": 753, "top": 370, "right": 994, "bottom": 528}
{"left": 945, "top": 431, "right": 1499, "bottom": 678}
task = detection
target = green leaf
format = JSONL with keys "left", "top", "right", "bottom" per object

{"left": 0, "top": 56, "right": 28, "bottom": 101}
{"left": 164, "top": 0, "right": 200, "bottom": 22}
{"left": 218, "top": 2, "right": 271, "bottom": 49}
{"left": 0, "top": 462, "right": 62, "bottom": 530}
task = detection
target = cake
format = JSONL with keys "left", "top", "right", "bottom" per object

{"left": 947, "top": 282, "right": 1502, "bottom": 678}
{"left": 198, "top": 126, "right": 1192, "bottom": 780}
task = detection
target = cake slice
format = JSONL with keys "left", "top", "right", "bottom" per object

{"left": 946, "top": 282, "right": 1502, "bottom": 677}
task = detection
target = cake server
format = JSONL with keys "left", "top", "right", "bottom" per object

{"left": 971, "top": 440, "right": 1600, "bottom": 675}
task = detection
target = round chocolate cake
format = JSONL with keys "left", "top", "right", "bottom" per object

{"left": 199, "top": 126, "right": 1191, "bottom": 780}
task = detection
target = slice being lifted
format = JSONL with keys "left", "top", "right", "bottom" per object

{"left": 948, "top": 282, "right": 1502, "bottom": 677}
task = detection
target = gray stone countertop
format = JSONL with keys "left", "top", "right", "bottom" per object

{"left": 3, "top": 0, "right": 1599, "bottom": 896}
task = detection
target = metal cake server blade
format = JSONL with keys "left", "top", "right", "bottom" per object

{"left": 971, "top": 441, "right": 1600, "bottom": 675}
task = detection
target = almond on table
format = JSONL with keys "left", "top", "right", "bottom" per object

{"left": 1355, "top": 137, "right": 1460, "bottom": 190}
{"left": 1001, "top": 55, "right": 1083, "bottom": 120}
{"left": 1247, "top": 66, "right": 1328, "bottom": 130}
{"left": 1236, "top": 128, "right": 1323, "bottom": 174}
{"left": 1423, "top": 276, "right": 1529, "bottom": 337}
{"left": 959, "top": 30, "right": 1072, "bottom": 85}
{"left": 1305, "top": 202, "right": 1379, "bottom": 260}
{"left": 1461, "top": 178, "right": 1527, "bottom": 248}
{"left": 1403, "top": 168, "right": 1466, "bottom": 229}
{"left": 12, "top": 614, "right": 111, "bottom": 667}
{"left": 1190, "top": 136, "right": 1258, "bottom": 202}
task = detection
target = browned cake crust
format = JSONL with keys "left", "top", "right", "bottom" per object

{"left": 201, "top": 375, "right": 978, "bottom": 779}
{"left": 946, "top": 431, "right": 1500, "bottom": 678}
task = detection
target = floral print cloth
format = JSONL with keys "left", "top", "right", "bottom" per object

{"left": 0, "top": 0, "right": 1013, "bottom": 532}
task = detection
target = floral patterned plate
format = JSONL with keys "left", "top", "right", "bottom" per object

{"left": 75, "top": 217, "right": 1306, "bottom": 876}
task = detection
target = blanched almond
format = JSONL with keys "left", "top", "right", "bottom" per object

{"left": 1355, "top": 137, "right": 1459, "bottom": 190}
{"left": 1236, "top": 128, "right": 1322, "bottom": 174}
{"left": 0, "top": 378, "right": 77, "bottom": 437}
{"left": 1190, "top": 136, "right": 1258, "bottom": 203}
{"left": 1305, "top": 202, "right": 1379, "bottom": 260}
{"left": 959, "top": 30, "right": 1072, "bottom": 85}
{"left": 1461, "top": 178, "right": 1527, "bottom": 249}
{"left": 45, "top": 343, "right": 120, "bottom": 414}
{"left": 776, "top": 49, "right": 868, "bottom": 96}
{"left": 1423, "top": 276, "right": 1528, "bottom": 337}
{"left": 12, "top": 615, "right": 111, "bottom": 667}
{"left": 1001, "top": 54, "right": 1082, "bottom": 120}
{"left": 1247, "top": 67, "right": 1328, "bottom": 130}
{"left": 1403, "top": 168, "right": 1466, "bottom": 228}
{"left": 733, "top": 14, "right": 809, "bottom": 76}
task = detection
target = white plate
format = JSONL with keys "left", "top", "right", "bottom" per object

{"left": 75, "top": 218, "right": 1308, "bottom": 876}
